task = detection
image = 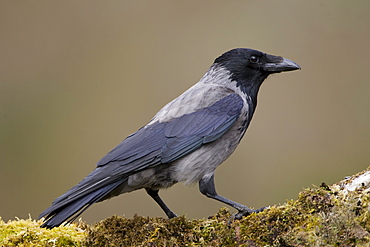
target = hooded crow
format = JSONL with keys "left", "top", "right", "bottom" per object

{"left": 39, "top": 48, "right": 300, "bottom": 228}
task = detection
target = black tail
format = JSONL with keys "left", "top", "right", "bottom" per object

{"left": 39, "top": 181, "right": 122, "bottom": 228}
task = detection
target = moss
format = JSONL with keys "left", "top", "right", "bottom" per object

{"left": 3, "top": 167, "right": 370, "bottom": 246}
{"left": 84, "top": 209, "right": 236, "bottom": 246}
{"left": 84, "top": 183, "right": 370, "bottom": 246}
{"left": 0, "top": 217, "right": 86, "bottom": 246}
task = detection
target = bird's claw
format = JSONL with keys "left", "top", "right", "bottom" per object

{"left": 233, "top": 206, "right": 267, "bottom": 220}
{"left": 167, "top": 212, "right": 178, "bottom": 219}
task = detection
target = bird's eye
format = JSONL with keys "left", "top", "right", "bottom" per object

{"left": 249, "top": 56, "right": 259, "bottom": 63}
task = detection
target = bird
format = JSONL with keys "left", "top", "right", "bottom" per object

{"left": 39, "top": 48, "right": 300, "bottom": 228}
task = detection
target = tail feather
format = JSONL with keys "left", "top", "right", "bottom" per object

{"left": 39, "top": 181, "right": 122, "bottom": 228}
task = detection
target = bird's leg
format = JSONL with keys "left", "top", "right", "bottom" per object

{"left": 199, "top": 174, "right": 266, "bottom": 219}
{"left": 145, "top": 188, "right": 178, "bottom": 219}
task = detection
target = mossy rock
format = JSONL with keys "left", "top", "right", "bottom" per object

{"left": 2, "top": 167, "right": 370, "bottom": 246}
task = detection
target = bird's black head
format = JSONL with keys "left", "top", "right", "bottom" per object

{"left": 214, "top": 48, "right": 300, "bottom": 95}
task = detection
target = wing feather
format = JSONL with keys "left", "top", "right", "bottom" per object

{"left": 40, "top": 93, "right": 245, "bottom": 225}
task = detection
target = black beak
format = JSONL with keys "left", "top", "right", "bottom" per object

{"left": 263, "top": 55, "right": 301, "bottom": 73}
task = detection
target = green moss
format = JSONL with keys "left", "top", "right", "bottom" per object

{"left": 0, "top": 217, "right": 86, "bottom": 246}
{"left": 280, "top": 182, "right": 370, "bottom": 246}
{"left": 83, "top": 183, "right": 370, "bottom": 246}
{"left": 84, "top": 209, "right": 236, "bottom": 246}
{"left": 3, "top": 167, "right": 370, "bottom": 246}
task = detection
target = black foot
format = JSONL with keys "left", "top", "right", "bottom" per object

{"left": 233, "top": 206, "right": 267, "bottom": 220}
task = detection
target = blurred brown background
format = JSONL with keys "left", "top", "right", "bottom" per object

{"left": 1, "top": 1, "right": 370, "bottom": 224}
